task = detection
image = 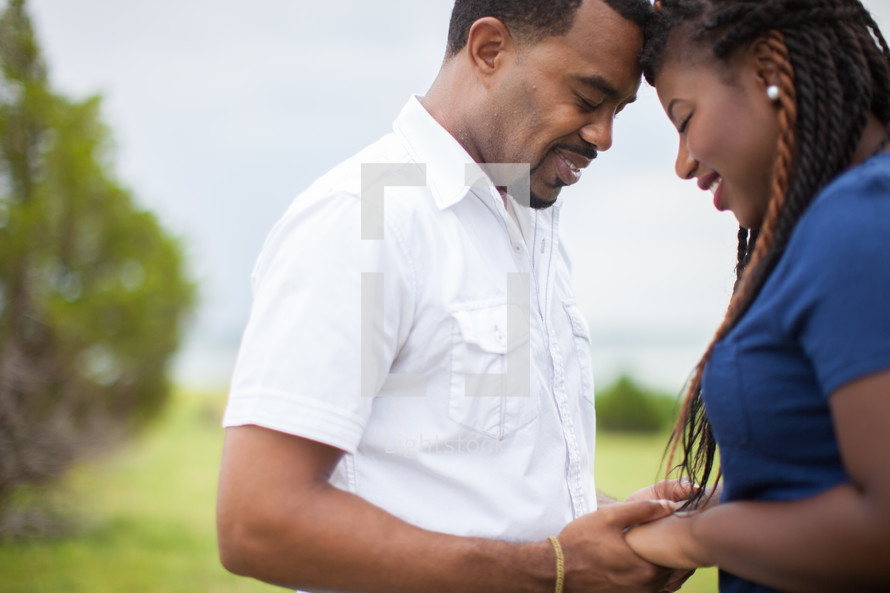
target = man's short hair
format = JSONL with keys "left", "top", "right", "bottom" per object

{"left": 445, "top": 0, "right": 652, "bottom": 58}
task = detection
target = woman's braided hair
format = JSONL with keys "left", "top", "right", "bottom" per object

{"left": 641, "top": 0, "right": 890, "bottom": 508}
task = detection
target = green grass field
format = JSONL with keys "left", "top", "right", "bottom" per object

{"left": 0, "top": 392, "right": 716, "bottom": 592}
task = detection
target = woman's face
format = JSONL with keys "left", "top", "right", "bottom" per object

{"left": 655, "top": 48, "right": 782, "bottom": 229}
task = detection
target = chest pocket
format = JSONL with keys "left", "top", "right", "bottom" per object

{"left": 702, "top": 340, "right": 751, "bottom": 449}
{"left": 563, "top": 300, "right": 595, "bottom": 404}
{"left": 449, "top": 303, "right": 538, "bottom": 440}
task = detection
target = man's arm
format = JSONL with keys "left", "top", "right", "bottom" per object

{"left": 217, "top": 425, "right": 677, "bottom": 593}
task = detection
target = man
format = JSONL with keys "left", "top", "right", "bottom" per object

{"left": 218, "top": 1, "right": 686, "bottom": 591}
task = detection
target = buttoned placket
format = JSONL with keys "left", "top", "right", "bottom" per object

{"left": 533, "top": 204, "right": 589, "bottom": 517}
{"left": 480, "top": 190, "right": 590, "bottom": 518}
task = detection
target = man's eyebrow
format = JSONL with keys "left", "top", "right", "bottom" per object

{"left": 575, "top": 75, "right": 632, "bottom": 102}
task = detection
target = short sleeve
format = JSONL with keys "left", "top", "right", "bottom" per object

{"left": 223, "top": 188, "right": 415, "bottom": 453}
{"left": 781, "top": 165, "right": 890, "bottom": 396}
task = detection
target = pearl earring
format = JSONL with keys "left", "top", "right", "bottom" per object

{"left": 767, "top": 85, "right": 781, "bottom": 102}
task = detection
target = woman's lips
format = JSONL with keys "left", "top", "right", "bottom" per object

{"left": 697, "top": 171, "right": 720, "bottom": 190}
{"left": 712, "top": 180, "right": 725, "bottom": 211}
{"left": 697, "top": 172, "right": 725, "bottom": 211}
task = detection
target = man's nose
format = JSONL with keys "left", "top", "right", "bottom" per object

{"left": 579, "top": 116, "right": 613, "bottom": 152}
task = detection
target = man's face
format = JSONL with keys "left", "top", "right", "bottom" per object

{"left": 485, "top": 0, "right": 643, "bottom": 208}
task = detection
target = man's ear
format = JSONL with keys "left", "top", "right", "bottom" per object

{"left": 465, "top": 17, "right": 515, "bottom": 80}
{"left": 746, "top": 36, "right": 783, "bottom": 92}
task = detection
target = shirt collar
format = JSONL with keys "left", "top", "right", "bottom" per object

{"left": 391, "top": 96, "right": 564, "bottom": 222}
{"left": 392, "top": 95, "right": 486, "bottom": 210}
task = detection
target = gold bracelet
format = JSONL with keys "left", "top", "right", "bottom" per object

{"left": 547, "top": 536, "right": 565, "bottom": 593}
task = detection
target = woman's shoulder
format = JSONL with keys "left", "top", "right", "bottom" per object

{"left": 796, "top": 152, "right": 890, "bottom": 237}
{"left": 812, "top": 151, "right": 890, "bottom": 210}
{"left": 780, "top": 153, "right": 890, "bottom": 281}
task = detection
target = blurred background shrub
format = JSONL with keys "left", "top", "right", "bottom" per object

{"left": 595, "top": 374, "right": 679, "bottom": 433}
{"left": 0, "top": 0, "right": 194, "bottom": 535}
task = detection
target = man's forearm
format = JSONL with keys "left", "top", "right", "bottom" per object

{"left": 220, "top": 473, "right": 555, "bottom": 593}
{"left": 217, "top": 426, "right": 557, "bottom": 592}
{"left": 217, "top": 427, "right": 675, "bottom": 593}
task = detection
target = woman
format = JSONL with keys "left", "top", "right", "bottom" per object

{"left": 624, "top": 1, "right": 890, "bottom": 592}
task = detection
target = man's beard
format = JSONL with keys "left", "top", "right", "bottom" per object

{"left": 507, "top": 186, "right": 555, "bottom": 210}
{"left": 529, "top": 192, "right": 556, "bottom": 210}
{"left": 525, "top": 167, "right": 558, "bottom": 210}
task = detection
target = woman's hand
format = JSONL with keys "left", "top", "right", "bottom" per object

{"left": 625, "top": 479, "right": 696, "bottom": 504}
{"left": 626, "top": 479, "right": 723, "bottom": 511}
{"left": 625, "top": 512, "right": 714, "bottom": 571}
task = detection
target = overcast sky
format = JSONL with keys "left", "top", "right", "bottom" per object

{"left": 22, "top": 0, "right": 890, "bottom": 392}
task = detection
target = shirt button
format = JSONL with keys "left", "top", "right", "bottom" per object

{"left": 512, "top": 242, "right": 523, "bottom": 253}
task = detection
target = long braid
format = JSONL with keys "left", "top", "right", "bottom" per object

{"left": 643, "top": 0, "right": 890, "bottom": 508}
{"left": 667, "top": 36, "right": 797, "bottom": 503}
{"left": 734, "top": 226, "right": 748, "bottom": 288}
{"left": 726, "top": 31, "right": 798, "bottom": 321}
{"left": 860, "top": 7, "right": 890, "bottom": 124}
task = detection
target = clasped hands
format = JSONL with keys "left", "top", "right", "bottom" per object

{"left": 553, "top": 480, "right": 713, "bottom": 593}
{"left": 624, "top": 480, "right": 716, "bottom": 573}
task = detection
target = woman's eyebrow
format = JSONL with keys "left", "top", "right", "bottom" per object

{"left": 667, "top": 98, "right": 685, "bottom": 124}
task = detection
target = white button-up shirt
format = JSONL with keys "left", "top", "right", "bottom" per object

{"left": 225, "top": 96, "right": 598, "bottom": 541}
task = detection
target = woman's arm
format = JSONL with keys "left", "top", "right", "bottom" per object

{"left": 627, "top": 370, "right": 890, "bottom": 593}
{"left": 624, "top": 512, "right": 709, "bottom": 571}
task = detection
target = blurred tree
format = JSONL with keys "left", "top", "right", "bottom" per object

{"left": 0, "top": 0, "right": 194, "bottom": 532}
{"left": 595, "top": 375, "right": 677, "bottom": 433}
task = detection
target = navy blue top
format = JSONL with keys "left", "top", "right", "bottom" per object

{"left": 701, "top": 153, "right": 890, "bottom": 593}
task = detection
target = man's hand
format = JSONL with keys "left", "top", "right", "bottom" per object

{"left": 557, "top": 499, "right": 678, "bottom": 593}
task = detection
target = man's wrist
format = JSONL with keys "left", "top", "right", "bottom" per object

{"left": 513, "top": 539, "right": 560, "bottom": 593}
{"left": 547, "top": 536, "right": 565, "bottom": 593}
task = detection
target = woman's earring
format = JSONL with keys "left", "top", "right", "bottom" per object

{"left": 767, "top": 85, "right": 781, "bottom": 102}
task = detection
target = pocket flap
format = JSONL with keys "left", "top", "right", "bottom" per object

{"left": 452, "top": 305, "right": 527, "bottom": 354}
